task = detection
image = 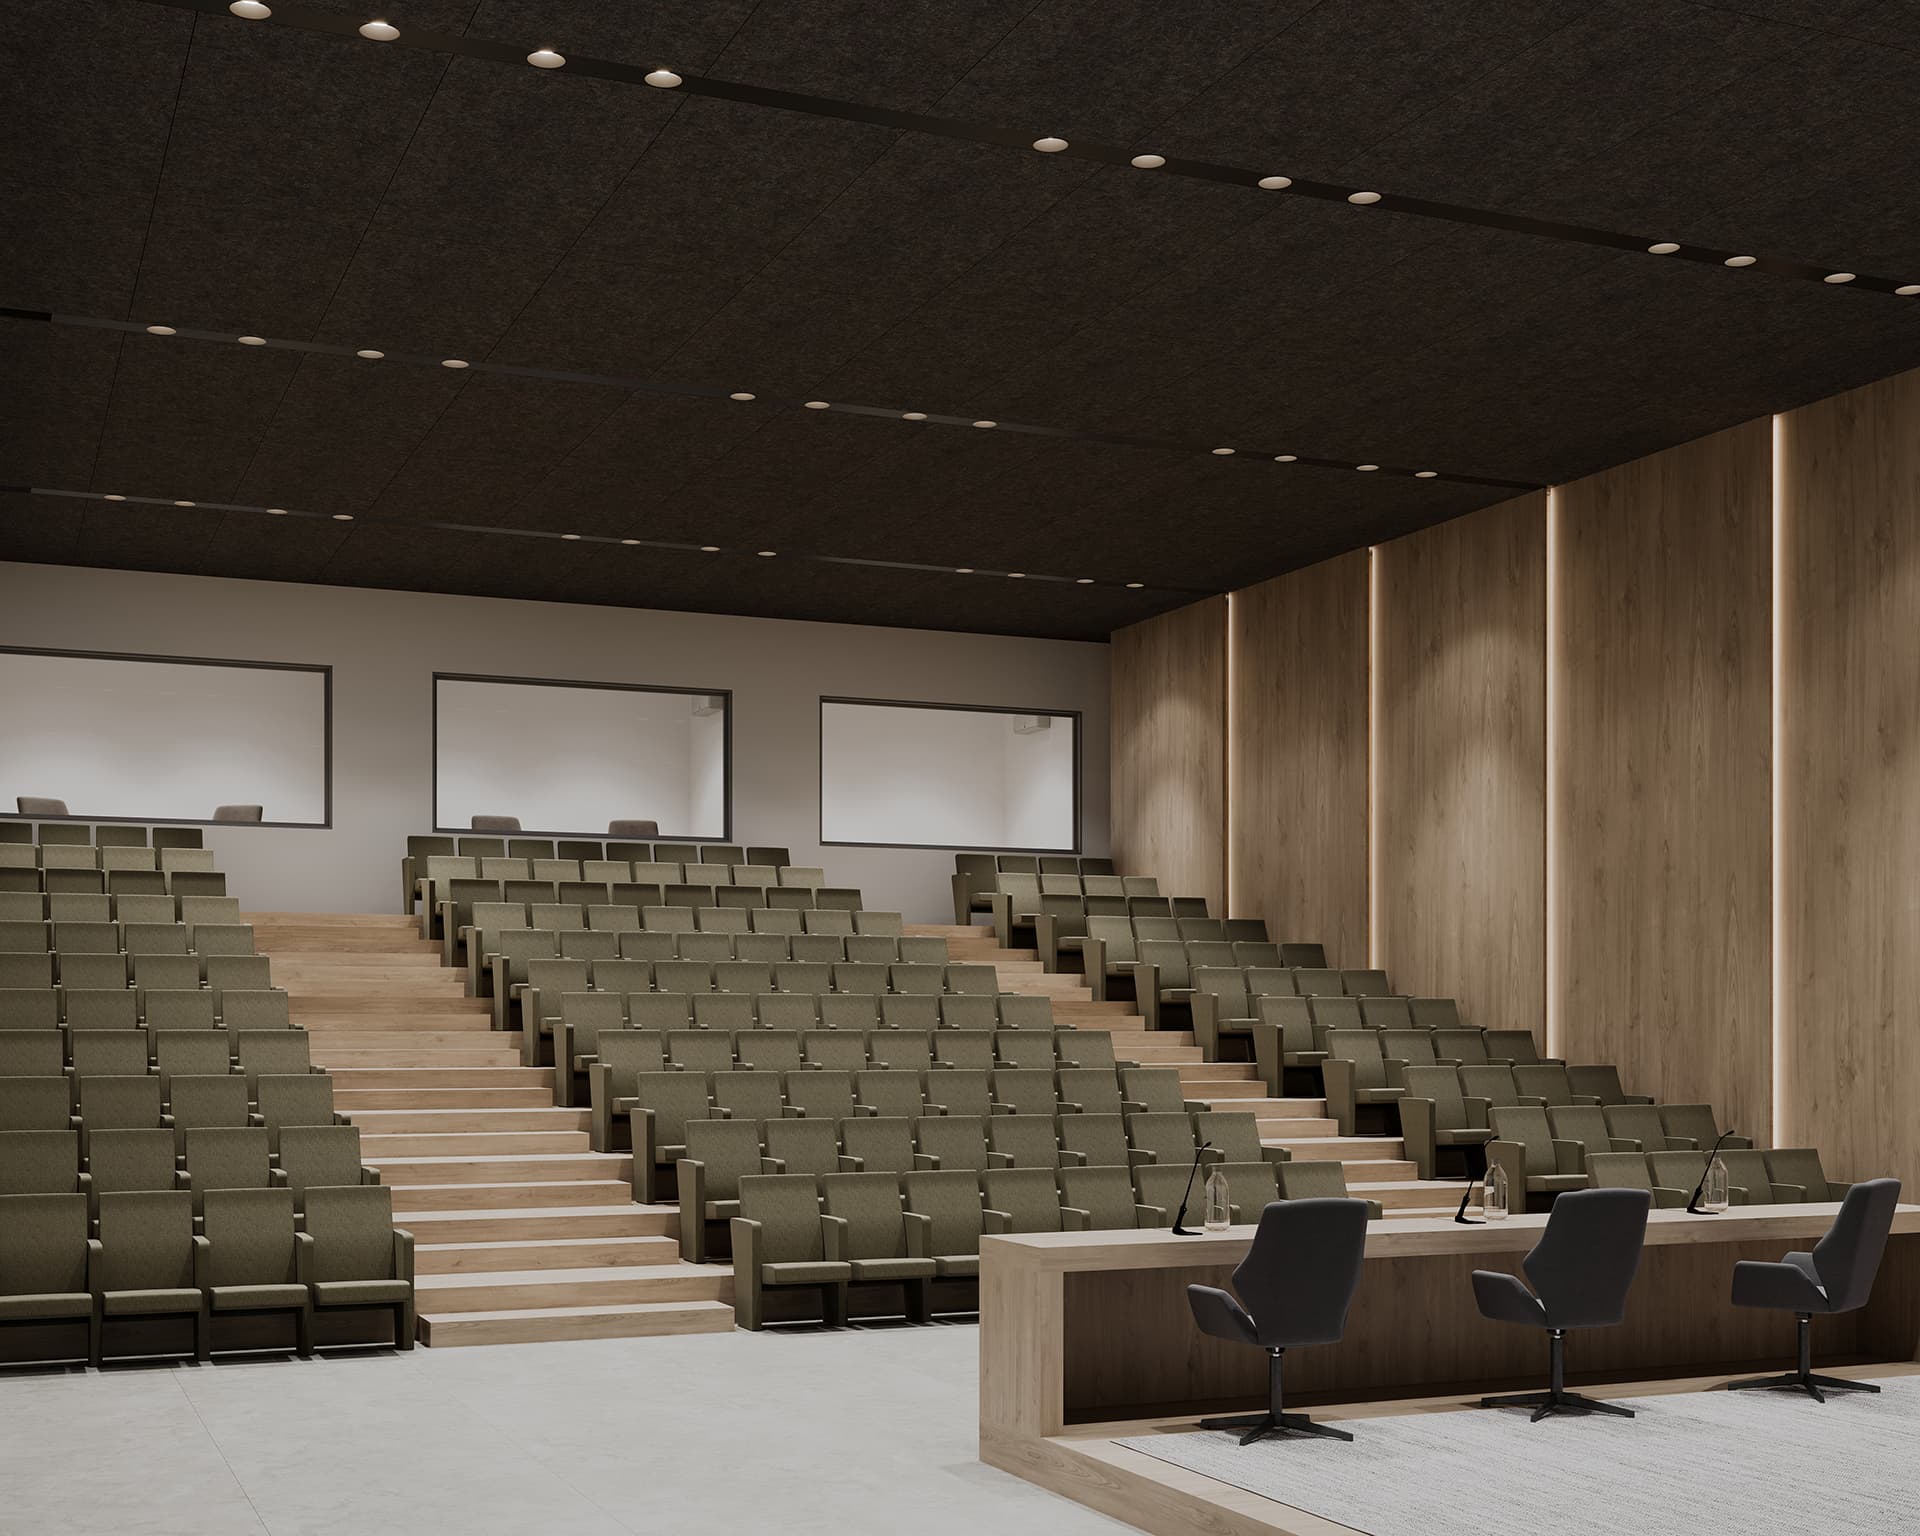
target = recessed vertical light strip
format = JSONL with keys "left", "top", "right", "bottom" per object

{"left": 1544, "top": 487, "right": 1561, "bottom": 1059}
{"left": 1224, "top": 591, "right": 1237, "bottom": 916}
{"left": 1367, "top": 546, "right": 1381, "bottom": 968}
{"left": 1770, "top": 414, "right": 1787, "bottom": 1147}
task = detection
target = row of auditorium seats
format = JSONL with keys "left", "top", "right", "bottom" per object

{"left": 0, "top": 866, "right": 227, "bottom": 898}
{"left": 1486, "top": 1101, "right": 1762, "bottom": 1210}
{"left": 2, "top": 919, "right": 255, "bottom": 956}
{"left": 0, "top": 824, "right": 204, "bottom": 848}
{"left": 0, "top": 845, "right": 218, "bottom": 872}
{"left": 1, "top": 1024, "right": 307, "bottom": 1094}
{"left": 0, "top": 1185, "right": 410, "bottom": 1364}
{"left": 402, "top": 833, "right": 791, "bottom": 912}
{"left": 0, "top": 1069, "right": 342, "bottom": 1151}
{"left": 1586, "top": 1146, "right": 1853, "bottom": 1206}
{"left": 950, "top": 851, "right": 1118, "bottom": 924}
{"left": 612, "top": 1062, "right": 1206, "bottom": 1191}
{"left": 2, "top": 951, "right": 273, "bottom": 995}
{"left": 0, "top": 893, "right": 244, "bottom": 924}
{"left": 445, "top": 901, "right": 910, "bottom": 971}
{"left": 547, "top": 992, "right": 1076, "bottom": 1099}
{"left": 0, "top": 1121, "right": 373, "bottom": 1216}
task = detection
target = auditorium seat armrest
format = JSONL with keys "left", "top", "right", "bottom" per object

{"left": 988, "top": 891, "right": 1013, "bottom": 951}
{"left": 760, "top": 1156, "right": 786, "bottom": 1174}
{"left": 1079, "top": 935, "right": 1107, "bottom": 1001}
{"left": 1129, "top": 962, "right": 1161, "bottom": 1030}
{"left": 1607, "top": 1138, "right": 1640, "bottom": 1153}
{"left": 913, "top": 1153, "right": 940, "bottom": 1170}
{"left": 1573, "top": 1095, "right": 1604, "bottom": 1107}
{"left": 983, "top": 1210, "right": 1013, "bottom": 1235}
{"left": 1463, "top": 1095, "right": 1493, "bottom": 1130}
{"left": 1061, "top": 1206, "right": 1092, "bottom": 1231}
{"left": 294, "top": 1230, "right": 315, "bottom": 1284}
{"left": 86, "top": 1237, "right": 104, "bottom": 1302}
{"left": 902, "top": 1211, "right": 932, "bottom": 1258}
{"left": 1135, "top": 1204, "right": 1164, "bottom": 1227}
{"left": 820, "top": 1215, "right": 847, "bottom": 1261}
{"left": 1398, "top": 1095, "right": 1437, "bottom": 1181}
{"left": 1033, "top": 911, "right": 1059, "bottom": 974}
{"left": 986, "top": 1151, "right": 1015, "bottom": 1168}
{"left": 836, "top": 1155, "right": 860, "bottom": 1172}
{"left": 1622, "top": 1094, "right": 1656, "bottom": 1105}
{"left": 1060, "top": 1150, "right": 1088, "bottom": 1167}
{"left": 1127, "top": 1149, "right": 1158, "bottom": 1168}
{"left": 1518, "top": 1095, "right": 1549, "bottom": 1109}
{"left": 1261, "top": 1146, "right": 1291, "bottom": 1166}
{"left": 950, "top": 873, "right": 974, "bottom": 928}
{"left": 1651, "top": 1185, "right": 1689, "bottom": 1209}
{"left": 1550, "top": 1139, "right": 1585, "bottom": 1175}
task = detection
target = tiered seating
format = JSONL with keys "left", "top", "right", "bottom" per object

{"left": 402, "top": 834, "right": 793, "bottom": 916}
{"left": 0, "top": 830, "right": 414, "bottom": 1365}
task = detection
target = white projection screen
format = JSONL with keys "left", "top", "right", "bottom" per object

{"left": 434, "top": 675, "right": 730, "bottom": 839}
{"left": 819, "top": 698, "right": 1078, "bottom": 851}
{"left": 0, "top": 647, "right": 330, "bottom": 826}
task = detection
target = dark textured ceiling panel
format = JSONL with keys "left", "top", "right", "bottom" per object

{"left": 6, "top": 0, "right": 1920, "bottom": 639}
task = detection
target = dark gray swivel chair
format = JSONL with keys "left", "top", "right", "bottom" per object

{"left": 1728, "top": 1177, "right": 1901, "bottom": 1402}
{"left": 1473, "top": 1187, "right": 1651, "bottom": 1422}
{"left": 608, "top": 820, "right": 659, "bottom": 837}
{"left": 212, "top": 804, "right": 263, "bottom": 822}
{"left": 1185, "top": 1198, "right": 1369, "bottom": 1445}
{"left": 470, "top": 814, "right": 521, "bottom": 832}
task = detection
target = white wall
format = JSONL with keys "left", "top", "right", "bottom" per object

{"left": 0, "top": 650, "right": 327, "bottom": 823}
{"left": 433, "top": 678, "right": 726, "bottom": 838}
{"left": 1001, "top": 717, "right": 1076, "bottom": 851}
{"left": 0, "top": 562, "right": 1110, "bottom": 919}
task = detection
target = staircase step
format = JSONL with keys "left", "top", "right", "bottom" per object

{"left": 369, "top": 1153, "right": 629, "bottom": 1185}
{"left": 414, "top": 1264, "right": 732, "bottom": 1313}
{"left": 328, "top": 1066, "right": 556, "bottom": 1090}
{"left": 363, "top": 1131, "right": 591, "bottom": 1157}
{"left": 388, "top": 1180, "right": 636, "bottom": 1211}
{"left": 1352, "top": 1179, "right": 1468, "bottom": 1212}
{"left": 348, "top": 1107, "right": 589, "bottom": 1133}
{"left": 1257, "top": 1118, "right": 1340, "bottom": 1138}
{"left": 1282, "top": 1136, "right": 1407, "bottom": 1163}
{"left": 314, "top": 1049, "right": 525, "bottom": 1068}
{"left": 415, "top": 1236, "right": 683, "bottom": 1273}
{"left": 417, "top": 1299, "right": 734, "bottom": 1347}
{"left": 398, "top": 1205, "right": 677, "bottom": 1242}
{"left": 336, "top": 1087, "right": 558, "bottom": 1110}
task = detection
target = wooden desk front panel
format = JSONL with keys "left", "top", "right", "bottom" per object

{"left": 1059, "top": 1235, "right": 1920, "bottom": 1420}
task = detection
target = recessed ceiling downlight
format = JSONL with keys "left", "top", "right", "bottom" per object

{"left": 1647, "top": 242, "right": 1680, "bottom": 255}
{"left": 145, "top": 324, "right": 176, "bottom": 335}
{"left": 527, "top": 49, "right": 565, "bottom": 69}
{"left": 1273, "top": 454, "right": 1297, "bottom": 463}
{"left": 1126, "top": 581, "right": 1144, "bottom": 589}
{"left": 972, "top": 419, "right": 997, "bottom": 429}
{"left": 237, "top": 335, "right": 266, "bottom": 345}
{"left": 173, "top": 500, "right": 196, "bottom": 507}
{"left": 644, "top": 69, "right": 682, "bottom": 88}
{"left": 1415, "top": 470, "right": 1438, "bottom": 478}
{"left": 1256, "top": 175, "right": 1292, "bottom": 190}
{"left": 355, "top": 348, "right": 384, "bottom": 359}
{"left": 358, "top": 20, "right": 399, "bottom": 41}
{"left": 1824, "top": 272, "right": 1857, "bottom": 284}
{"left": 1899, "top": 285, "right": 1920, "bottom": 297}
{"left": 1724, "top": 255, "right": 1757, "bottom": 268}
{"left": 902, "top": 411, "right": 928, "bottom": 421}
{"left": 1356, "top": 463, "right": 1380, "bottom": 472}
{"left": 1211, "top": 447, "right": 1234, "bottom": 456}
{"left": 1347, "top": 191, "right": 1382, "bottom": 205}
{"left": 441, "top": 358, "right": 469, "bottom": 369}
{"left": 803, "top": 400, "right": 830, "bottom": 410}
{"left": 729, "top": 392, "right": 755, "bottom": 401}
{"left": 1032, "top": 137, "right": 1069, "bottom": 153}
{"left": 228, "top": 0, "right": 271, "bottom": 16}
{"left": 700, "top": 545, "right": 720, "bottom": 552}
{"left": 1130, "top": 154, "right": 1166, "bottom": 169}
{"left": 332, "top": 513, "right": 354, "bottom": 521}
{"left": 757, "top": 550, "right": 777, "bottom": 557}
{"left": 103, "top": 494, "right": 126, "bottom": 501}
{"left": 560, "top": 533, "right": 581, "bottom": 541}
{"left": 266, "top": 507, "right": 288, "bottom": 515}
{"left": 1075, "top": 577, "right": 1094, "bottom": 584}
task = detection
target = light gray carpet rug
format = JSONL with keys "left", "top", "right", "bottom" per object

{"left": 1116, "top": 1379, "right": 1920, "bottom": 1536}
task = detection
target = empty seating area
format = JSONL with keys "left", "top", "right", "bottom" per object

{"left": 0, "top": 830, "right": 413, "bottom": 1367}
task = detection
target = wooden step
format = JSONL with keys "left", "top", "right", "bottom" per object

{"left": 336, "top": 1087, "right": 558, "bottom": 1110}
{"left": 414, "top": 1264, "right": 732, "bottom": 1313}
{"left": 306, "top": 1029, "right": 517, "bottom": 1047}
{"left": 1352, "top": 1179, "right": 1470, "bottom": 1212}
{"left": 1282, "top": 1136, "right": 1407, "bottom": 1163}
{"left": 368, "top": 1152, "right": 629, "bottom": 1185}
{"left": 415, "top": 1236, "right": 683, "bottom": 1273}
{"left": 387, "top": 1180, "right": 637, "bottom": 1211}
{"left": 399, "top": 1205, "right": 677, "bottom": 1242}
{"left": 1183, "top": 1078, "right": 1269, "bottom": 1099}
{"left": 1257, "top": 1118, "right": 1340, "bottom": 1139}
{"left": 327, "top": 1066, "right": 556, "bottom": 1090}
{"left": 347, "top": 1107, "right": 589, "bottom": 1133}
{"left": 314, "top": 1048, "right": 525, "bottom": 1068}
{"left": 417, "top": 1299, "right": 734, "bottom": 1346}
{"left": 362, "top": 1131, "right": 592, "bottom": 1158}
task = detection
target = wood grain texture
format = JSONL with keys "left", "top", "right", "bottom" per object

{"left": 1110, "top": 598, "right": 1227, "bottom": 913}
{"left": 1552, "top": 421, "right": 1772, "bottom": 1137}
{"left": 1229, "top": 554, "right": 1369, "bottom": 966}
{"left": 1374, "top": 493, "right": 1546, "bottom": 1034}
{"left": 1780, "top": 368, "right": 1920, "bottom": 1191}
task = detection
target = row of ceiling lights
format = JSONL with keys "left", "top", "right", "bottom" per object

{"left": 69, "top": 489, "right": 1147, "bottom": 588}
{"left": 215, "top": 1, "right": 1920, "bottom": 297}
{"left": 121, "top": 316, "right": 1468, "bottom": 481}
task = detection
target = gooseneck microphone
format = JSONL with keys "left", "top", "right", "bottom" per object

{"left": 1687, "top": 1130, "right": 1735, "bottom": 1214}
{"left": 1170, "top": 1142, "right": 1215, "bottom": 1236}
{"left": 1454, "top": 1178, "right": 1485, "bottom": 1225}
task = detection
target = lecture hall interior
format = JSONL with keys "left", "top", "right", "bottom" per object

{"left": 4, "top": 3, "right": 1920, "bottom": 1534}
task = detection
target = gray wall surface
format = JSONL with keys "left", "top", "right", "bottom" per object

{"left": 0, "top": 562, "right": 1111, "bottom": 921}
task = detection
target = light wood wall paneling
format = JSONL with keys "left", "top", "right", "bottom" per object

{"left": 1110, "top": 597, "right": 1226, "bottom": 913}
{"left": 1552, "top": 419, "right": 1772, "bottom": 1138}
{"left": 1374, "top": 492, "right": 1546, "bottom": 1035}
{"left": 1229, "top": 553, "right": 1369, "bottom": 966}
{"left": 1780, "top": 368, "right": 1920, "bottom": 1190}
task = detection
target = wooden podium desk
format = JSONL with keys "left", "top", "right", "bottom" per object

{"left": 979, "top": 1206, "right": 1920, "bottom": 1535}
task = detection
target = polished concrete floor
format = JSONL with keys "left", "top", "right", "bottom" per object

{"left": 0, "top": 1323, "right": 1129, "bottom": 1536}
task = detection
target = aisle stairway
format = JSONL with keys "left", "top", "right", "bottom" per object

{"left": 248, "top": 913, "right": 734, "bottom": 1346}
{"left": 915, "top": 924, "right": 1462, "bottom": 1218}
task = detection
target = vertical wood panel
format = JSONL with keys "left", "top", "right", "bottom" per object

{"left": 1781, "top": 368, "right": 1920, "bottom": 1189}
{"left": 1374, "top": 493, "right": 1546, "bottom": 1034}
{"left": 1552, "top": 419, "right": 1772, "bottom": 1137}
{"left": 1109, "top": 597, "right": 1225, "bottom": 912}
{"left": 1230, "top": 553, "right": 1369, "bottom": 965}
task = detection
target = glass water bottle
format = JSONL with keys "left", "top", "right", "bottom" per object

{"left": 1204, "top": 1166, "right": 1232, "bottom": 1230}
{"left": 1704, "top": 1153, "right": 1731, "bottom": 1213}
{"left": 1483, "top": 1161, "right": 1510, "bottom": 1222}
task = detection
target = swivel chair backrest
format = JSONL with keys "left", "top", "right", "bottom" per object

{"left": 1523, "top": 1187, "right": 1650, "bottom": 1329}
{"left": 1810, "top": 1178, "right": 1902, "bottom": 1313}
{"left": 1230, "top": 1197, "right": 1368, "bottom": 1349}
